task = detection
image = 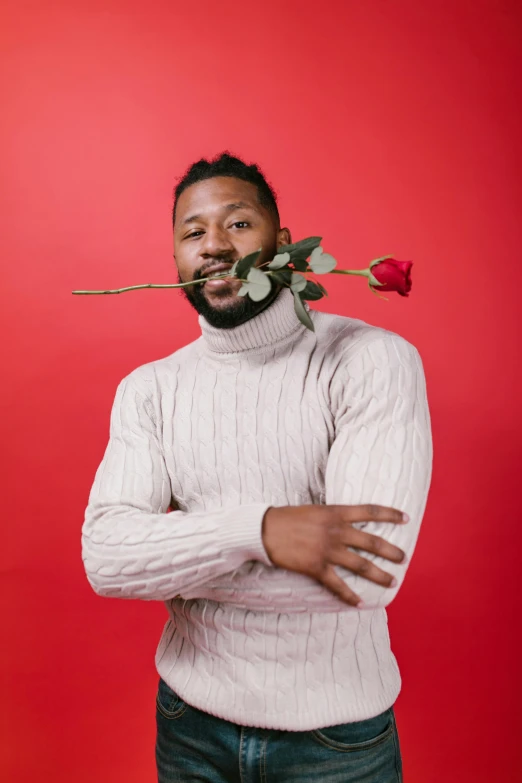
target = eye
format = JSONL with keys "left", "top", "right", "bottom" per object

{"left": 231, "top": 221, "right": 249, "bottom": 229}
{"left": 186, "top": 230, "right": 204, "bottom": 239}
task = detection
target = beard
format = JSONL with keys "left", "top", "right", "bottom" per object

{"left": 177, "top": 263, "right": 281, "bottom": 329}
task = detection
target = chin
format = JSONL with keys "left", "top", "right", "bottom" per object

{"left": 203, "top": 290, "right": 243, "bottom": 310}
{"left": 180, "top": 275, "right": 279, "bottom": 329}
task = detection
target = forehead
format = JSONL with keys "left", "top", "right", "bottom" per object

{"left": 174, "top": 177, "right": 264, "bottom": 226}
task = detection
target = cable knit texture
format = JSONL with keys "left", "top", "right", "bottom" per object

{"left": 82, "top": 287, "right": 432, "bottom": 730}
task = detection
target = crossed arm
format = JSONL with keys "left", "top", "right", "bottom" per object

{"left": 82, "top": 334, "right": 432, "bottom": 611}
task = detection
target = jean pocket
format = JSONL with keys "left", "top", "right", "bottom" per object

{"left": 311, "top": 709, "right": 394, "bottom": 752}
{"left": 156, "top": 678, "right": 188, "bottom": 720}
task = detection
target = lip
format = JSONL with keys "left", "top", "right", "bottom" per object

{"left": 204, "top": 263, "right": 234, "bottom": 279}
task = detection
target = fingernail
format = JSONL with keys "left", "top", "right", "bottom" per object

{"left": 390, "top": 577, "right": 398, "bottom": 587}
{"left": 402, "top": 513, "right": 410, "bottom": 522}
{"left": 356, "top": 600, "right": 365, "bottom": 609}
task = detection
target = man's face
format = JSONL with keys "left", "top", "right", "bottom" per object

{"left": 173, "top": 177, "right": 291, "bottom": 328}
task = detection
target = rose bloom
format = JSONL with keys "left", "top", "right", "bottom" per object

{"left": 371, "top": 259, "right": 413, "bottom": 297}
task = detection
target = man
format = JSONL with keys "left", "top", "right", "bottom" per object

{"left": 82, "top": 152, "right": 432, "bottom": 782}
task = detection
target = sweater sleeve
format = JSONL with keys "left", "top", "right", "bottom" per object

{"left": 320, "top": 333, "right": 433, "bottom": 608}
{"left": 179, "top": 333, "right": 432, "bottom": 612}
{"left": 81, "top": 374, "right": 272, "bottom": 601}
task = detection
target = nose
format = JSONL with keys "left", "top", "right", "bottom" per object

{"left": 199, "top": 225, "right": 235, "bottom": 258}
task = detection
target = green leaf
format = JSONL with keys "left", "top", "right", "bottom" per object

{"left": 299, "top": 280, "right": 325, "bottom": 301}
{"left": 288, "top": 248, "right": 313, "bottom": 264}
{"left": 268, "top": 251, "right": 290, "bottom": 270}
{"left": 309, "top": 247, "right": 337, "bottom": 274}
{"left": 244, "top": 266, "right": 272, "bottom": 301}
{"left": 235, "top": 248, "right": 262, "bottom": 279}
{"left": 271, "top": 268, "right": 292, "bottom": 286}
{"left": 276, "top": 236, "right": 322, "bottom": 256}
{"left": 293, "top": 291, "right": 315, "bottom": 331}
{"left": 237, "top": 281, "right": 270, "bottom": 301}
{"left": 316, "top": 280, "right": 329, "bottom": 296}
{"left": 291, "top": 257, "right": 309, "bottom": 272}
{"left": 290, "top": 272, "right": 307, "bottom": 292}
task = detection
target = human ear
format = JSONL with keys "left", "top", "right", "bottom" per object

{"left": 276, "top": 227, "right": 292, "bottom": 249}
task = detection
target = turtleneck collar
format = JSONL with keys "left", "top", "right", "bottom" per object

{"left": 198, "top": 287, "right": 307, "bottom": 354}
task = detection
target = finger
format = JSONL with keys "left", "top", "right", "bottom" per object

{"left": 319, "top": 565, "right": 362, "bottom": 607}
{"left": 340, "top": 528, "right": 406, "bottom": 563}
{"left": 331, "top": 504, "right": 408, "bottom": 525}
{"left": 330, "top": 548, "right": 397, "bottom": 588}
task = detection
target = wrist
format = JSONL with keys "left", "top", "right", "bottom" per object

{"left": 261, "top": 506, "right": 276, "bottom": 563}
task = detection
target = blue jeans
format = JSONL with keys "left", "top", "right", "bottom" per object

{"left": 156, "top": 678, "right": 403, "bottom": 782}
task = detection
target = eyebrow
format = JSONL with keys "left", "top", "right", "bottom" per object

{"left": 182, "top": 201, "right": 256, "bottom": 226}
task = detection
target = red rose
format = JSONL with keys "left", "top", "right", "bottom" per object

{"left": 371, "top": 259, "right": 413, "bottom": 297}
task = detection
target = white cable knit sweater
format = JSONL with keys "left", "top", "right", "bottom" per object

{"left": 82, "top": 288, "right": 432, "bottom": 730}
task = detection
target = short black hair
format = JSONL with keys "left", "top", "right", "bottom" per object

{"left": 172, "top": 152, "right": 279, "bottom": 226}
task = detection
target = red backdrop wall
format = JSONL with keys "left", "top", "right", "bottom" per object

{"left": 2, "top": 1, "right": 521, "bottom": 781}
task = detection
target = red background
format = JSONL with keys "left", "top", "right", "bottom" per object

{"left": 2, "top": 1, "right": 521, "bottom": 781}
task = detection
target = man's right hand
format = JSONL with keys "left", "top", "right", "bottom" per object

{"left": 261, "top": 504, "right": 409, "bottom": 607}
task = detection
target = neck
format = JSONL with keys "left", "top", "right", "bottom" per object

{"left": 199, "top": 287, "right": 307, "bottom": 354}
